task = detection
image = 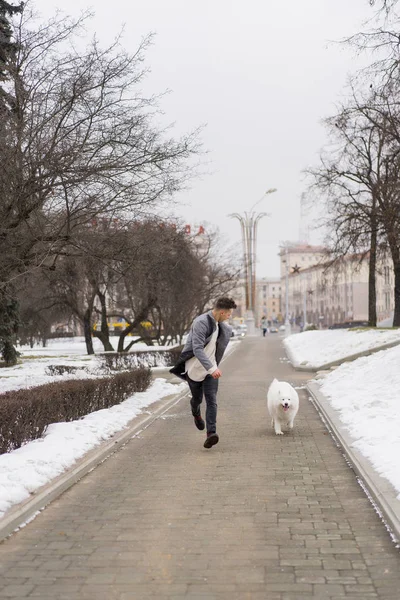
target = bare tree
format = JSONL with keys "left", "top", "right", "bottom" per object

{"left": 308, "top": 84, "right": 400, "bottom": 326}
{"left": 110, "top": 221, "right": 204, "bottom": 351}
{"left": 345, "top": 1, "right": 400, "bottom": 83}
{"left": 106, "top": 222, "right": 240, "bottom": 350}
{"left": 369, "top": 1, "right": 398, "bottom": 12}
{"left": 307, "top": 94, "right": 389, "bottom": 326}
{"left": 0, "top": 5, "right": 200, "bottom": 363}
{"left": 16, "top": 273, "right": 69, "bottom": 347}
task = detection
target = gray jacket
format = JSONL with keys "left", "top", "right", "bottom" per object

{"left": 169, "top": 311, "right": 232, "bottom": 381}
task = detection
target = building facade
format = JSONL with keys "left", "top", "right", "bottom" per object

{"left": 257, "top": 278, "right": 282, "bottom": 324}
{"left": 279, "top": 243, "right": 395, "bottom": 327}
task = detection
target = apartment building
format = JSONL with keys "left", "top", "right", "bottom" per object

{"left": 279, "top": 243, "right": 395, "bottom": 326}
{"left": 257, "top": 278, "right": 282, "bottom": 323}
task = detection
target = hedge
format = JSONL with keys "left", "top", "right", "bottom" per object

{"left": 99, "top": 345, "right": 183, "bottom": 372}
{"left": 0, "top": 367, "right": 151, "bottom": 455}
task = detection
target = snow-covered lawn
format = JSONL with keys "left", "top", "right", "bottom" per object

{"left": 17, "top": 336, "right": 173, "bottom": 357}
{"left": 317, "top": 345, "right": 400, "bottom": 500}
{"left": 0, "top": 378, "right": 187, "bottom": 519}
{"left": 0, "top": 336, "right": 178, "bottom": 394}
{"left": 283, "top": 329, "right": 400, "bottom": 499}
{"left": 284, "top": 328, "right": 400, "bottom": 369}
{"left": 0, "top": 337, "right": 240, "bottom": 520}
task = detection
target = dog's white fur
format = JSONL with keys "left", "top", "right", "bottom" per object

{"left": 267, "top": 378, "right": 299, "bottom": 435}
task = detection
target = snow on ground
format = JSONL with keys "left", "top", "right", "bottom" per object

{"left": 0, "top": 355, "right": 100, "bottom": 394}
{"left": 284, "top": 329, "right": 400, "bottom": 498}
{"left": 17, "top": 336, "right": 172, "bottom": 357}
{"left": 0, "top": 378, "right": 187, "bottom": 518}
{"left": 0, "top": 336, "right": 240, "bottom": 519}
{"left": 284, "top": 328, "right": 400, "bottom": 369}
{"left": 2, "top": 337, "right": 239, "bottom": 394}
{"left": 0, "top": 337, "right": 178, "bottom": 394}
{"left": 317, "top": 345, "right": 400, "bottom": 499}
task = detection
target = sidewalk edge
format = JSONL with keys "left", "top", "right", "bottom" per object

{"left": 0, "top": 386, "right": 189, "bottom": 543}
{"left": 286, "top": 339, "right": 400, "bottom": 372}
{"left": 307, "top": 380, "right": 400, "bottom": 544}
{"left": 0, "top": 341, "right": 240, "bottom": 542}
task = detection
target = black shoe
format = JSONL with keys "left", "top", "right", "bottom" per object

{"left": 204, "top": 432, "right": 219, "bottom": 448}
{"left": 193, "top": 414, "right": 205, "bottom": 431}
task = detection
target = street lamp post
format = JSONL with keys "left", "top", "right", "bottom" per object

{"left": 229, "top": 189, "right": 277, "bottom": 335}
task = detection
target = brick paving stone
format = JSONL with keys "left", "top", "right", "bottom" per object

{"left": 0, "top": 336, "right": 399, "bottom": 599}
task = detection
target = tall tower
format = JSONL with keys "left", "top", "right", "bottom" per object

{"left": 229, "top": 189, "right": 276, "bottom": 334}
{"left": 230, "top": 212, "right": 266, "bottom": 321}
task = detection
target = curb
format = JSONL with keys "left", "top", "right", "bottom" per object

{"left": 307, "top": 381, "right": 400, "bottom": 544}
{"left": 0, "top": 386, "right": 190, "bottom": 543}
{"left": 285, "top": 339, "right": 400, "bottom": 372}
{"left": 0, "top": 342, "right": 241, "bottom": 542}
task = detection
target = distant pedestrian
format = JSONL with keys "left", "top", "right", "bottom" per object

{"left": 170, "top": 297, "right": 237, "bottom": 448}
{"left": 261, "top": 316, "right": 268, "bottom": 337}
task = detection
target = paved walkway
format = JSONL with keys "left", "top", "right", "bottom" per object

{"left": 0, "top": 336, "right": 399, "bottom": 599}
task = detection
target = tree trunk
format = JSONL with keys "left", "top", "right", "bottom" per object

{"left": 93, "top": 290, "right": 114, "bottom": 352}
{"left": 117, "top": 306, "right": 150, "bottom": 352}
{"left": 124, "top": 337, "right": 144, "bottom": 352}
{"left": 0, "top": 289, "right": 19, "bottom": 366}
{"left": 117, "top": 322, "right": 135, "bottom": 352}
{"left": 2, "top": 339, "right": 19, "bottom": 366}
{"left": 368, "top": 211, "right": 377, "bottom": 327}
{"left": 386, "top": 235, "right": 400, "bottom": 327}
{"left": 83, "top": 308, "right": 94, "bottom": 355}
{"left": 393, "top": 262, "right": 400, "bottom": 327}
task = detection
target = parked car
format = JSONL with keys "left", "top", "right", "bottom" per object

{"left": 328, "top": 320, "right": 369, "bottom": 330}
{"left": 231, "top": 327, "right": 245, "bottom": 338}
{"left": 231, "top": 324, "right": 247, "bottom": 337}
{"left": 269, "top": 326, "right": 278, "bottom": 333}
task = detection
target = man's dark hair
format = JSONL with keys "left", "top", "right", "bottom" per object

{"left": 214, "top": 297, "right": 237, "bottom": 310}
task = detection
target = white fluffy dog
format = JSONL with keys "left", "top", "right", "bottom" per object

{"left": 267, "top": 378, "right": 299, "bottom": 435}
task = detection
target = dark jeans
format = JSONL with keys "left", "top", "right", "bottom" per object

{"left": 187, "top": 375, "right": 219, "bottom": 434}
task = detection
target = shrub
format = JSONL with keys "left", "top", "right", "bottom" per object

{"left": 45, "top": 365, "right": 84, "bottom": 376}
{"left": 305, "top": 324, "right": 318, "bottom": 331}
{"left": 99, "top": 346, "right": 183, "bottom": 372}
{"left": 0, "top": 367, "right": 151, "bottom": 455}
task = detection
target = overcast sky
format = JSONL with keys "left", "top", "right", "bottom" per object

{"left": 36, "top": 0, "right": 374, "bottom": 277}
